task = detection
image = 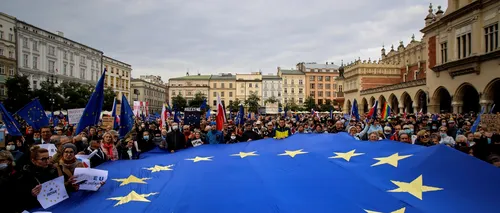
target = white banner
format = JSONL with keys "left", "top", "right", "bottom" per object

{"left": 37, "top": 144, "right": 57, "bottom": 157}
{"left": 74, "top": 168, "right": 108, "bottom": 191}
{"left": 67, "top": 108, "right": 85, "bottom": 124}
{"left": 37, "top": 176, "right": 69, "bottom": 209}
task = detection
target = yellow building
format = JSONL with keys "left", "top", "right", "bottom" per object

{"left": 277, "top": 68, "right": 306, "bottom": 105}
{"left": 103, "top": 56, "right": 131, "bottom": 102}
{"left": 209, "top": 73, "right": 236, "bottom": 107}
{"left": 167, "top": 75, "right": 210, "bottom": 104}
{"left": 235, "top": 72, "right": 263, "bottom": 105}
{"left": 131, "top": 78, "right": 166, "bottom": 113}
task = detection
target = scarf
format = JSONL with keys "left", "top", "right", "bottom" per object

{"left": 59, "top": 158, "right": 79, "bottom": 178}
{"left": 103, "top": 142, "right": 114, "bottom": 158}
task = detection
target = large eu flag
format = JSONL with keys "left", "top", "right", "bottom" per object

{"left": 43, "top": 133, "right": 499, "bottom": 213}
{"left": 16, "top": 98, "right": 49, "bottom": 130}
{"left": 75, "top": 69, "right": 106, "bottom": 134}
{"left": 184, "top": 108, "right": 201, "bottom": 128}
{"left": 0, "top": 103, "right": 22, "bottom": 136}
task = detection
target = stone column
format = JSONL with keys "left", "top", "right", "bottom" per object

{"left": 451, "top": 102, "right": 463, "bottom": 114}
{"left": 398, "top": 105, "right": 404, "bottom": 115}
{"left": 427, "top": 104, "right": 438, "bottom": 114}
{"left": 480, "top": 99, "right": 494, "bottom": 112}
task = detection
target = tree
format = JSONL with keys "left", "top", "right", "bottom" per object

{"left": 319, "top": 104, "right": 333, "bottom": 112}
{"left": 188, "top": 92, "right": 206, "bottom": 108}
{"left": 244, "top": 91, "right": 260, "bottom": 113}
{"left": 228, "top": 98, "right": 241, "bottom": 112}
{"left": 4, "top": 75, "right": 33, "bottom": 112}
{"left": 288, "top": 102, "right": 300, "bottom": 111}
{"left": 33, "top": 81, "right": 64, "bottom": 112}
{"left": 103, "top": 87, "right": 116, "bottom": 111}
{"left": 59, "top": 82, "right": 92, "bottom": 110}
{"left": 264, "top": 96, "right": 278, "bottom": 105}
{"left": 171, "top": 94, "right": 187, "bottom": 111}
{"left": 304, "top": 96, "right": 316, "bottom": 111}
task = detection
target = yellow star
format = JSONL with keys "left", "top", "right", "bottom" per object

{"left": 371, "top": 153, "right": 412, "bottom": 167}
{"left": 185, "top": 156, "right": 213, "bottom": 162}
{"left": 278, "top": 149, "right": 308, "bottom": 158}
{"left": 107, "top": 191, "right": 159, "bottom": 207}
{"left": 387, "top": 175, "right": 443, "bottom": 200}
{"left": 231, "top": 151, "right": 259, "bottom": 158}
{"left": 364, "top": 207, "right": 406, "bottom": 213}
{"left": 329, "top": 149, "right": 364, "bottom": 162}
{"left": 143, "top": 164, "right": 174, "bottom": 172}
{"left": 112, "top": 175, "right": 152, "bottom": 186}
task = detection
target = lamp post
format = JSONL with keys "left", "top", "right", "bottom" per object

{"left": 47, "top": 74, "right": 58, "bottom": 116}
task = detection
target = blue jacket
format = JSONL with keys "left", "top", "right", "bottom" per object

{"left": 207, "top": 130, "right": 224, "bottom": 144}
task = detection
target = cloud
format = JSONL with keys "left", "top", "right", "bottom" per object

{"left": 2, "top": 0, "right": 447, "bottom": 81}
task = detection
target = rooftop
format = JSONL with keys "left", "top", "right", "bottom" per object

{"left": 169, "top": 75, "right": 212, "bottom": 80}
{"left": 262, "top": 75, "right": 281, "bottom": 80}
{"left": 280, "top": 69, "right": 304, "bottom": 75}
{"left": 210, "top": 74, "right": 236, "bottom": 80}
{"left": 304, "top": 63, "right": 340, "bottom": 69}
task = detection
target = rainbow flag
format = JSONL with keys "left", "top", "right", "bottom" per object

{"left": 381, "top": 102, "right": 391, "bottom": 120}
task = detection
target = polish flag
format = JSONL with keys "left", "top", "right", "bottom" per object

{"left": 366, "top": 100, "right": 378, "bottom": 119}
{"left": 160, "top": 104, "right": 167, "bottom": 129}
{"left": 215, "top": 93, "right": 226, "bottom": 131}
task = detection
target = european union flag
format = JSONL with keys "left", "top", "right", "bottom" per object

{"left": 16, "top": 98, "right": 49, "bottom": 130}
{"left": 173, "top": 109, "right": 181, "bottom": 123}
{"left": 235, "top": 104, "right": 244, "bottom": 126}
{"left": 200, "top": 98, "right": 207, "bottom": 110}
{"left": 111, "top": 97, "right": 119, "bottom": 130}
{"left": 351, "top": 99, "right": 360, "bottom": 121}
{"left": 184, "top": 108, "right": 201, "bottom": 128}
{"left": 0, "top": 103, "right": 22, "bottom": 136}
{"left": 119, "top": 94, "right": 135, "bottom": 138}
{"left": 41, "top": 133, "right": 499, "bottom": 213}
{"left": 76, "top": 69, "right": 106, "bottom": 134}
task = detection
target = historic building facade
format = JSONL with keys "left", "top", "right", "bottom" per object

{"left": 298, "top": 62, "right": 342, "bottom": 105}
{"left": 131, "top": 78, "right": 166, "bottom": 113}
{"left": 209, "top": 73, "right": 236, "bottom": 107}
{"left": 277, "top": 68, "right": 305, "bottom": 105}
{"left": 0, "top": 12, "right": 17, "bottom": 100}
{"left": 235, "top": 72, "right": 263, "bottom": 105}
{"left": 422, "top": 0, "right": 500, "bottom": 114}
{"left": 16, "top": 20, "right": 103, "bottom": 90}
{"left": 262, "top": 74, "right": 282, "bottom": 104}
{"left": 103, "top": 56, "right": 131, "bottom": 102}
{"left": 167, "top": 75, "right": 210, "bottom": 105}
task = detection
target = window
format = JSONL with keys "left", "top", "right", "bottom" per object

{"left": 0, "top": 48, "right": 2, "bottom": 56}
{"left": 8, "top": 51, "right": 13, "bottom": 58}
{"left": 9, "top": 34, "right": 13, "bottom": 41}
{"left": 299, "top": 98, "right": 303, "bottom": 104}
{"left": 318, "top": 91, "right": 323, "bottom": 97}
{"left": 70, "top": 52, "right": 74, "bottom": 61}
{"left": 318, "top": 76, "right": 323, "bottom": 81}
{"left": 49, "top": 46, "right": 55, "bottom": 56}
{"left": 64, "top": 50, "right": 67, "bottom": 59}
{"left": 440, "top": 42, "right": 448, "bottom": 63}
{"left": 339, "top": 85, "right": 343, "bottom": 92}
{"left": 0, "top": 64, "right": 4, "bottom": 74}
{"left": 299, "top": 88, "right": 303, "bottom": 94}
{"left": 485, "top": 24, "right": 498, "bottom": 53}
{"left": 70, "top": 65, "right": 74, "bottom": 76}
{"left": 220, "top": 83, "right": 224, "bottom": 88}
{"left": 310, "top": 91, "right": 315, "bottom": 97}
{"left": 23, "top": 54, "right": 28, "bottom": 67}
{"left": 213, "top": 92, "right": 216, "bottom": 97}
{"left": 0, "top": 31, "right": 2, "bottom": 39}
{"left": 229, "top": 83, "right": 233, "bottom": 88}
{"left": 318, "top": 84, "right": 323, "bottom": 89}
{"left": 9, "top": 66, "right": 13, "bottom": 76}
{"left": 299, "top": 80, "right": 303, "bottom": 85}
{"left": 310, "top": 83, "right": 315, "bottom": 89}
{"left": 23, "top": 37, "right": 28, "bottom": 47}
{"left": 33, "top": 81, "right": 38, "bottom": 90}
{"left": 284, "top": 88, "right": 288, "bottom": 93}
{"left": 221, "top": 92, "right": 225, "bottom": 97}
{"left": 91, "top": 70, "right": 94, "bottom": 81}
{"left": 325, "top": 76, "right": 331, "bottom": 81}
{"left": 284, "top": 98, "right": 288, "bottom": 103}
{"left": 33, "top": 56, "right": 38, "bottom": 69}
{"left": 291, "top": 88, "right": 295, "bottom": 94}
{"left": 80, "top": 68, "right": 86, "bottom": 79}
{"left": 255, "top": 84, "right": 258, "bottom": 88}
{"left": 325, "top": 84, "right": 331, "bottom": 89}
{"left": 326, "top": 91, "right": 331, "bottom": 97}
{"left": 229, "top": 92, "right": 233, "bottom": 97}
{"left": 309, "top": 76, "right": 315, "bottom": 81}
{"left": 213, "top": 100, "right": 217, "bottom": 106}
{"left": 278, "top": 92, "right": 281, "bottom": 97}
{"left": 291, "top": 79, "right": 295, "bottom": 85}
{"left": 457, "top": 33, "right": 471, "bottom": 59}
{"left": 32, "top": 40, "right": 38, "bottom": 51}
{"left": 48, "top": 60, "right": 55, "bottom": 73}
{"left": 63, "top": 64, "right": 67, "bottom": 75}
{"left": 80, "top": 56, "right": 86, "bottom": 65}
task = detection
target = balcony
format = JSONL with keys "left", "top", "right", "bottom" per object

{"left": 360, "top": 79, "right": 426, "bottom": 95}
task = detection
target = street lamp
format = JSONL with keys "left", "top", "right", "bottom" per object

{"left": 47, "top": 74, "right": 58, "bottom": 116}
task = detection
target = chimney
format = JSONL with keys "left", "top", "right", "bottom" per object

{"left": 56, "top": 31, "right": 64, "bottom": 37}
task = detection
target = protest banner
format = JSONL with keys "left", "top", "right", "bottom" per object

{"left": 37, "top": 144, "right": 57, "bottom": 157}
{"left": 74, "top": 168, "right": 108, "bottom": 191}
{"left": 102, "top": 116, "right": 114, "bottom": 128}
{"left": 37, "top": 176, "right": 68, "bottom": 209}
{"left": 67, "top": 108, "right": 85, "bottom": 124}
{"left": 481, "top": 114, "right": 500, "bottom": 131}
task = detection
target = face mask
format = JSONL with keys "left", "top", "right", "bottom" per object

{"left": 384, "top": 131, "right": 391, "bottom": 135}
{"left": 143, "top": 136, "right": 149, "bottom": 140}
{"left": 487, "top": 138, "right": 491, "bottom": 144}
{"left": 172, "top": 126, "right": 179, "bottom": 130}
{"left": 34, "top": 138, "right": 41, "bottom": 142}
{"left": 432, "top": 126, "right": 437, "bottom": 130}
{"left": 440, "top": 133, "right": 447, "bottom": 138}
{"left": 82, "top": 137, "right": 88, "bottom": 143}
{"left": 6, "top": 145, "right": 15, "bottom": 151}
{"left": 0, "top": 163, "right": 7, "bottom": 170}
{"left": 442, "top": 123, "right": 447, "bottom": 126}
{"left": 231, "top": 136, "right": 236, "bottom": 140}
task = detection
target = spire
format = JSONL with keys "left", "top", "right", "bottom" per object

{"left": 391, "top": 44, "right": 394, "bottom": 50}
{"left": 411, "top": 34, "right": 415, "bottom": 42}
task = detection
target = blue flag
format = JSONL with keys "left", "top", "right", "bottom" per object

{"left": 0, "top": 103, "right": 22, "bottom": 136}
{"left": 236, "top": 104, "right": 244, "bottom": 126}
{"left": 16, "top": 98, "right": 49, "bottom": 130}
{"left": 43, "top": 133, "right": 500, "bottom": 213}
{"left": 111, "top": 97, "right": 119, "bottom": 130}
{"left": 118, "top": 94, "right": 135, "bottom": 138}
{"left": 471, "top": 106, "right": 485, "bottom": 133}
{"left": 200, "top": 99, "right": 207, "bottom": 110}
{"left": 173, "top": 109, "right": 181, "bottom": 123}
{"left": 351, "top": 99, "right": 360, "bottom": 121}
{"left": 206, "top": 109, "right": 211, "bottom": 120}
{"left": 490, "top": 104, "right": 495, "bottom": 114}
{"left": 75, "top": 69, "right": 106, "bottom": 134}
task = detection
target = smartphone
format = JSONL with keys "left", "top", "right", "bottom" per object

{"left": 75, "top": 179, "right": 87, "bottom": 185}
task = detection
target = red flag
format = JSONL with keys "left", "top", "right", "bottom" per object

{"left": 216, "top": 94, "right": 226, "bottom": 131}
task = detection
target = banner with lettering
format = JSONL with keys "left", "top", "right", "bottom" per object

{"left": 37, "top": 176, "right": 69, "bottom": 209}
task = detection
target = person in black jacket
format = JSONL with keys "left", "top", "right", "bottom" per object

{"left": 166, "top": 123, "right": 186, "bottom": 153}
{"left": 240, "top": 123, "right": 262, "bottom": 142}
{"left": 81, "top": 140, "right": 107, "bottom": 167}
{"left": 0, "top": 151, "right": 19, "bottom": 213}
{"left": 119, "top": 139, "right": 140, "bottom": 160}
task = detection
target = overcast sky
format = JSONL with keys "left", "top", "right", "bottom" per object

{"left": 3, "top": 0, "right": 447, "bottom": 81}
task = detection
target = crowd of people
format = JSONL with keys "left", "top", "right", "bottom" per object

{"left": 0, "top": 110, "right": 499, "bottom": 212}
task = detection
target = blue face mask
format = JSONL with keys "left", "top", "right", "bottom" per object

{"left": 143, "top": 136, "right": 149, "bottom": 140}
{"left": 34, "top": 138, "right": 41, "bottom": 142}
{"left": 487, "top": 138, "right": 491, "bottom": 144}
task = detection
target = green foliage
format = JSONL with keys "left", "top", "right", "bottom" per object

{"left": 4, "top": 75, "right": 33, "bottom": 112}
{"left": 103, "top": 87, "right": 116, "bottom": 111}
{"left": 288, "top": 102, "right": 300, "bottom": 111}
{"left": 244, "top": 92, "right": 261, "bottom": 113}
{"left": 264, "top": 96, "right": 278, "bottom": 104}
{"left": 171, "top": 94, "right": 187, "bottom": 111}
{"left": 228, "top": 98, "right": 241, "bottom": 112}
{"left": 188, "top": 92, "right": 207, "bottom": 108}
{"left": 304, "top": 96, "right": 316, "bottom": 111}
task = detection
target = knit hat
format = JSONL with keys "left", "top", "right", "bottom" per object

{"left": 61, "top": 143, "right": 77, "bottom": 153}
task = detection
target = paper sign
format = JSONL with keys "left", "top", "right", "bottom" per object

{"left": 75, "top": 155, "right": 91, "bottom": 168}
{"left": 37, "top": 176, "right": 68, "bottom": 209}
{"left": 67, "top": 108, "right": 85, "bottom": 124}
{"left": 37, "top": 144, "right": 57, "bottom": 157}
{"left": 74, "top": 168, "right": 108, "bottom": 191}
